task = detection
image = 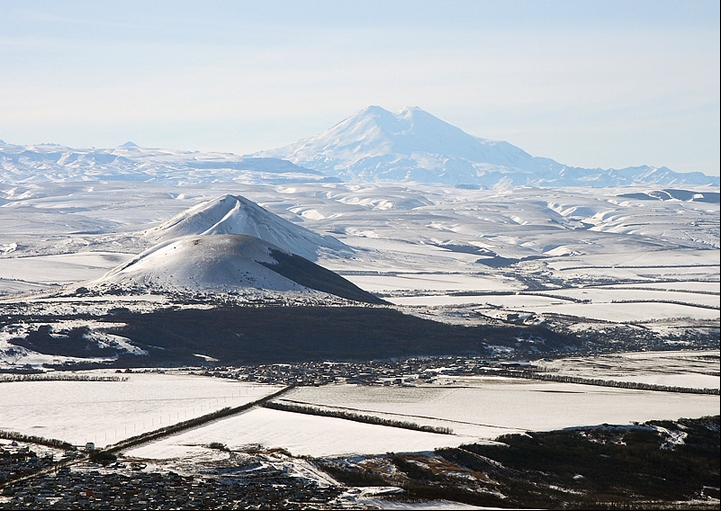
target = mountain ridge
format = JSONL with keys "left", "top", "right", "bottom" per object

{"left": 0, "top": 140, "right": 328, "bottom": 185}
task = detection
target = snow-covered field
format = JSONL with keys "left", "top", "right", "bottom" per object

{"left": 494, "top": 301, "right": 719, "bottom": 322}
{"left": 123, "top": 372, "right": 719, "bottom": 459}
{"left": 3, "top": 352, "right": 714, "bottom": 460}
{"left": 280, "top": 380, "right": 719, "bottom": 438}
{"left": 126, "top": 406, "right": 475, "bottom": 459}
{"left": 535, "top": 349, "right": 720, "bottom": 390}
{"left": 0, "top": 252, "right": 133, "bottom": 285}
{"left": 0, "top": 154, "right": 718, "bottom": 461}
{"left": 0, "top": 370, "right": 281, "bottom": 448}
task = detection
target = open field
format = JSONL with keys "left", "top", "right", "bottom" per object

{"left": 3, "top": 350, "right": 717, "bottom": 460}
{"left": 0, "top": 370, "right": 281, "bottom": 448}
{"left": 126, "top": 407, "right": 476, "bottom": 459}
{"left": 280, "top": 379, "right": 719, "bottom": 440}
{"left": 534, "top": 349, "right": 720, "bottom": 389}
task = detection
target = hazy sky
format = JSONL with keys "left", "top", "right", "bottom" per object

{"left": 1, "top": 0, "right": 719, "bottom": 175}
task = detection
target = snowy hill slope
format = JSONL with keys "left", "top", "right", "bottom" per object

{"left": 88, "top": 234, "right": 382, "bottom": 304}
{"left": 146, "top": 194, "right": 351, "bottom": 261}
{"left": 0, "top": 141, "right": 327, "bottom": 185}
{"left": 257, "top": 106, "right": 719, "bottom": 187}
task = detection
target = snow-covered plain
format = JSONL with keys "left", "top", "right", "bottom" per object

{"left": 1, "top": 181, "right": 717, "bottom": 296}
{"left": 0, "top": 370, "right": 281, "bottom": 448}
{"left": 534, "top": 349, "right": 720, "bottom": 390}
{"left": 124, "top": 374, "right": 719, "bottom": 459}
{"left": 279, "top": 380, "right": 719, "bottom": 439}
{"left": 491, "top": 301, "right": 719, "bottom": 323}
{"left": 126, "top": 406, "right": 475, "bottom": 459}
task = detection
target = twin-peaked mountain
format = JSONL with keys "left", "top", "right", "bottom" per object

{"left": 256, "top": 106, "right": 718, "bottom": 187}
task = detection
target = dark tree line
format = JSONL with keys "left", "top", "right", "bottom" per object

{"left": 262, "top": 400, "right": 453, "bottom": 435}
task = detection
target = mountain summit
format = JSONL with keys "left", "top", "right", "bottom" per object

{"left": 257, "top": 106, "right": 718, "bottom": 187}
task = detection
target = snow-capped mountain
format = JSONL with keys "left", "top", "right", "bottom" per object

{"left": 0, "top": 140, "right": 328, "bottom": 185}
{"left": 88, "top": 234, "right": 382, "bottom": 304}
{"left": 256, "top": 106, "right": 719, "bottom": 187}
{"left": 146, "top": 194, "right": 351, "bottom": 261}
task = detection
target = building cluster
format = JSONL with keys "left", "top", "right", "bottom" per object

{"left": 188, "top": 356, "right": 509, "bottom": 387}
{"left": 1, "top": 457, "right": 343, "bottom": 510}
{"left": 0, "top": 444, "right": 55, "bottom": 486}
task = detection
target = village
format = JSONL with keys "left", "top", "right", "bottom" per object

{"left": 1, "top": 441, "right": 344, "bottom": 510}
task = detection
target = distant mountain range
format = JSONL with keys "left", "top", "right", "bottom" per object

{"left": 257, "top": 106, "right": 719, "bottom": 187}
{"left": 1, "top": 107, "right": 718, "bottom": 187}
{"left": 0, "top": 140, "right": 329, "bottom": 185}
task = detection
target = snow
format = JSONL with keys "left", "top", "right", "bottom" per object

{"left": 0, "top": 370, "right": 281, "bottom": 448}
{"left": 347, "top": 274, "right": 520, "bottom": 295}
{"left": 145, "top": 194, "right": 350, "bottom": 261}
{"left": 535, "top": 350, "right": 720, "bottom": 390}
{"left": 123, "top": 374, "right": 719, "bottom": 459}
{"left": 531, "top": 288, "right": 719, "bottom": 308}
{"left": 0, "top": 252, "right": 134, "bottom": 287}
{"left": 524, "top": 301, "right": 719, "bottom": 322}
{"left": 88, "top": 234, "right": 318, "bottom": 294}
{"left": 283, "top": 380, "right": 719, "bottom": 439}
{"left": 365, "top": 499, "right": 489, "bottom": 510}
{"left": 1, "top": 180, "right": 717, "bottom": 331}
{"left": 390, "top": 294, "right": 563, "bottom": 307}
{"left": 0, "top": 142, "right": 325, "bottom": 185}
{"left": 0, "top": 119, "right": 719, "bottom": 474}
{"left": 126, "top": 407, "right": 474, "bottom": 459}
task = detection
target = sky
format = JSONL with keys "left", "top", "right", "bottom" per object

{"left": 0, "top": 0, "right": 719, "bottom": 176}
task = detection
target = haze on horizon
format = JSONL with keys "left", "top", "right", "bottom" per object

{"left": 0, "top": 0, "right": 719, "bottom": 176}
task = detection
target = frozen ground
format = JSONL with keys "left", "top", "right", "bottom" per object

{"left": 126, "top": 406, "right": 476, "bottom": 459}
{"left": 0, "top": 369, "right": 281, "bottom": 448}
{"left": 279, "top": 379, "right": 719, "bottom": 439}
{"left": 534, "top": 349, "right": 720, "bottom": 389}
{"left": 124, "top": 372, "right": 718, "bottom": 460}
{"left": 1, "top": 353, "right": 717, "bottom": 462}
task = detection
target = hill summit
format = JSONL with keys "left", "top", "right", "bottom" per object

{"left": 146, "top": 194, "right": 350, "bottom": 261}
